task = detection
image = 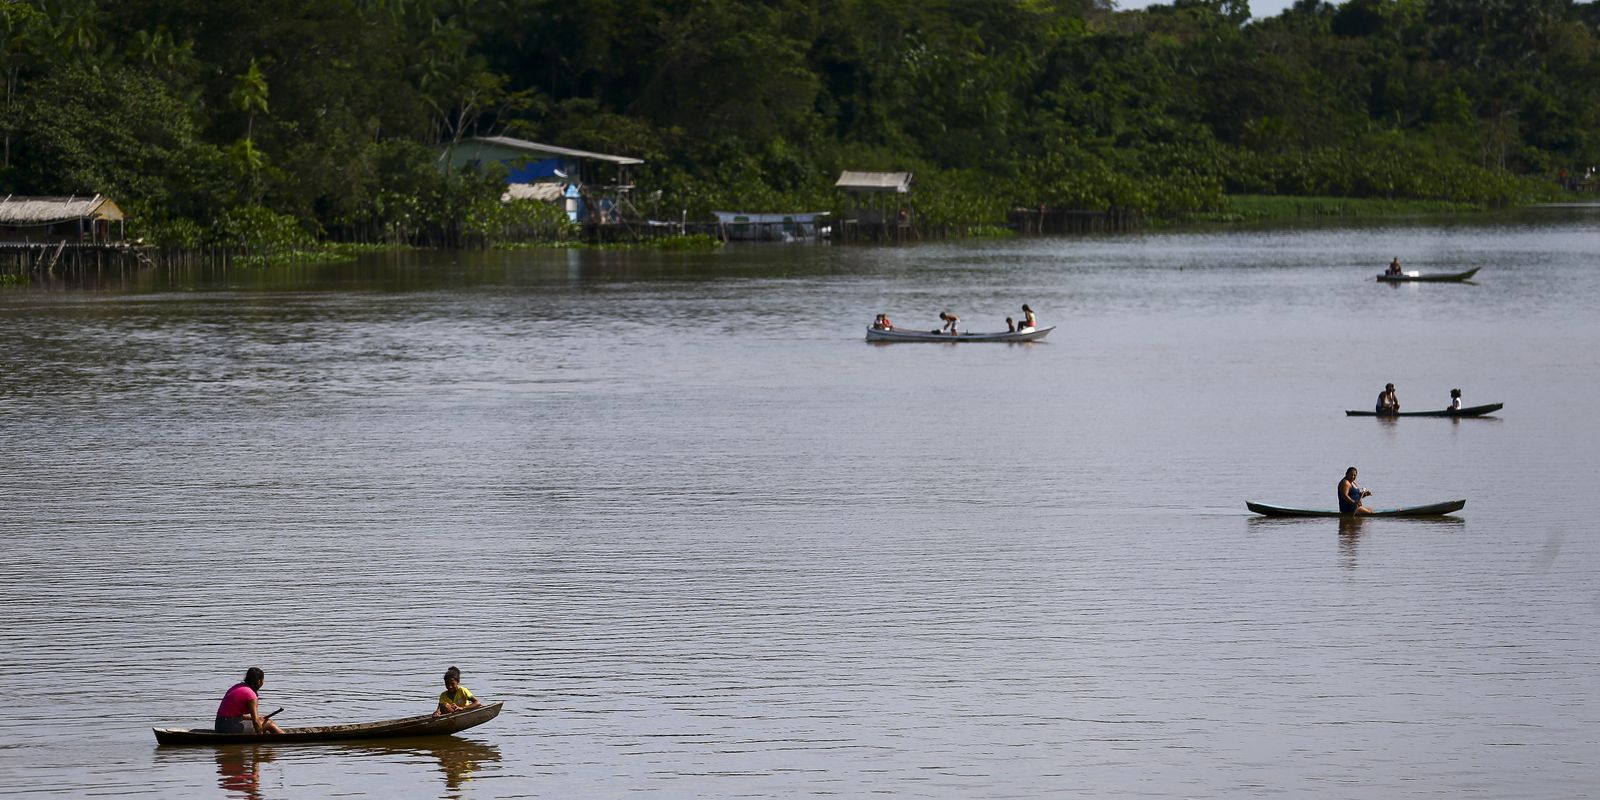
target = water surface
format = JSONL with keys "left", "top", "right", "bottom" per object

{"left": 2, "top": 210, "right": 1597, "bottom": 798}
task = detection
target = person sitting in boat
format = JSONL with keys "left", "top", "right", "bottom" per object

{"left": 938, "top": 311, "right": 960, "bottom": 336}
{"left": 1376, "top": 383, "right": 1400, "bottom": 414}
{"left": 1448, "top": 388, "right": 1462, "bottom": 411}
{"left": 434, "top": 666, "right": 483, "bottom": 717}
{"left": 1019, "top": 303, "right": 1037, "bottom": 330}
{"left": 1386, "top": 258, "right": 1403, "bottom": 276}
{"left": 215, "top": 667, "right": 283, "bottom": 735}
{"left": 1338, "top": 467, "right": 1374, "bottom": 515}
{"left": 872, "top": 313, "right": 894, "bottom": 331}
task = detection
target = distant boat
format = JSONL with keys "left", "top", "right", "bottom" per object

{"left": 1246, "top": 500, "right": 1466, "bottom": 518}
{"left": 1346, "top": 403, "right": 1503, "bottom": 417}
{"left": 153, "top": 702, "right": 503, "bottom": 745}
{"left": 1376, "top": 267, "right": 1480, "bottom": 282}
{"left": 866, "top": 325, "right": 1054, "bottom": 343}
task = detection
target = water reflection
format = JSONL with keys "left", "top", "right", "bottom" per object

{"left": 214, "top": 747, "right": 274, "bottom": 800}
{"left": 1248, "top": 516, "right": 1467, "bottom": 569}
{"left": 1337, "top": 516, "right": 1368, "bottom": 568}
{"left": 203, "top": 739, "right": 501, "bottom": 800}
{"left": 357, "top": 739, "right": 503, "bottom": 798}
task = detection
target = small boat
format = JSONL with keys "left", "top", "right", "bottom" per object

{"left": 866, "top": 325, "right": 1054, "bottom": 343}
{"left": 1246, "top": 499, "right": 1466, "bottom": 518}
{"left": 1375, "top": 267, "right": 1480, "bottom": 282}
{"left": 153, "top": 702, "right": 503, "bottom": 745}
{"left": 1345, "top": 403, "right": 1503, "bottom": 418}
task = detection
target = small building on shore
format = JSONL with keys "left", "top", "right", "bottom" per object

{"left": 834, "top": 171, "right": 915, "bottom": 241}
{"left": 711, "top": 211, "right": 828, "bottom": 242}
{"left": 441, "top": 136, "right": 644, "bottom": 223}
{"left": 0, "top": 194, "right": 126, "bottom": 244}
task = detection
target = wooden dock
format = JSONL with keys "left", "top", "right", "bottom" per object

{"left": 0, "top": 242, "right": 251, "bottom": 277}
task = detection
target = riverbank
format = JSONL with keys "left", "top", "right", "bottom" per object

{"left": 1209, "top": 194, "right": 1489, "bottom": 222}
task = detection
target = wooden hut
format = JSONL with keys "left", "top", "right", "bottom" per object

{"left": 0, "top": 194, "right": 125, "bottom": 244}
{"left": 834, "top": 171, "right": 914, "bottom": 242}
{"left": 441, "top": 136, "right": 644, "bottom": 224}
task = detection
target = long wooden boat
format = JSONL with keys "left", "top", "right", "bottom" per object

{"left": 1345, "top": 402, "right": 1503, "bottom": 418}
{"left": 1246, "top": 499, "right": 1466, "bottom": 518}
{"left": 1375, "top": 267, "right": 1480, "bottom": 282}
{"left": 866, "top": 325, "right": 1055, "bottom": 343}
{"left": 153, "top": 702, "right": 503, "bottom": 745}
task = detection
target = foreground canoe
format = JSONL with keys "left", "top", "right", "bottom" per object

{"left": 1375, "top": 267, "right": 1480, "bottom": 282}
{"left": 1246, "top": 500, "right": 1466, "bottom": 518}
{"left": 1345, "top": 403, "right": 1503, "bottom": 418}
{"left": 866, "top": 325, "right": 1055, "bottom": 342}
{"left": 153, "top": 702, "right": 503, "bottom": 745}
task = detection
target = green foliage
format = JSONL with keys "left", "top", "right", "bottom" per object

{"left": 3, "top": 0, "right": 1596, "bottom": 244}
{"left": 126, "top": 210, "right": 204, "bottom": 247}
{"left": 648, "top": 234, "right": 723, "bottom": 251}
{"left": 9, "top": 63, "right": 229, "bottom": 219}
{"left": 1219, "top": 194, "right": 1486, "bottom": 221}
{"left": 209, "top": 205, "right": 312, "bottom": 253}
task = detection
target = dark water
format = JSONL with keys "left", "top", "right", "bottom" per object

{"left": 2, "top": 210, "right": 1598, "bottom": 798}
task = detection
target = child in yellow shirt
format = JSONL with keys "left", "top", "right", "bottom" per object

{"left": 433, "top": 666, "right": 483, "bottom": 717}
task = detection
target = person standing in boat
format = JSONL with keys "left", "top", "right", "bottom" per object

{"left": 215, "top": 667, "right": 282, "bottom": 734}
{"left": 1338, "top": 467, "right": 1374, "bottom": 515}
{"left": 1376, "top": 383, "right": 1399, "bottom": 414}
{"left": 1448, "top": 388, "right": 1462, "bottom": 411}
{"left": 433, "top": 666, "right": 483, "bottom": 717}
{"left": 939, "top": 311, "right": 960, "bottom": 336}
{"left": 1386, "top": 258, "right": 1403, "bottom": 276}
{"left": 1019, "top": 304, "right": 1037, "bottom": 330}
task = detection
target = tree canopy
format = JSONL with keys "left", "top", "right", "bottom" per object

{"left": 2, "top": 0, "right": 1596, "bottom": 242}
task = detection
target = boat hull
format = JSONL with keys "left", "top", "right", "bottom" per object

{"left": 153, "top": 702, "right": 502, "bottom": 745}
{"left": 1246, "top": 500, "right": 1466, "bottom": 518}
{"left": 1375, "top": 267, "right": 1480, "bottom": 282}
{"left": 1345, "top": 403, "right": 1503, "bottom": 417}
{"left": 866, "top": 325, "right": 1054, "bottom": 343}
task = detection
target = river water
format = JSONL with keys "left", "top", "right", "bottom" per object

{"left": 2, "top": 210, "right": 1597, "bottom": 798}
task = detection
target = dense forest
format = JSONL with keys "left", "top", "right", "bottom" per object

{"left": 2, "top": 0, "right": 1598, "bottom": 245}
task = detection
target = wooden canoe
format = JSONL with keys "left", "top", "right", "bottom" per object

{"left": 1375, "top": 267, "right": 1480, "bottom": 282}
{"left": 153, "top": 702, "right": 502, "bottom": 745}
{"left": 1246, "top": 500, "right": 1466, "bottom": 518}
{"left": 866, "top": 325, "right": 1054, "bottom": 343}
{"left": 1345, "top": 403, "right": 1503, "bottom": 417}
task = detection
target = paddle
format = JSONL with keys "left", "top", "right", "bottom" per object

{"left": 264, "top": 708, "right": 284, "bottom": 720}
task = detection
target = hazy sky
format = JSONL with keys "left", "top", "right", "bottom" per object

{"left": 1114, "top": 0, "right": 1306, "bottom": 19}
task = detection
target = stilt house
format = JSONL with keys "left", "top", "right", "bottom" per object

{"left": 0, "top": 195, "right": 126, "bottom": 244}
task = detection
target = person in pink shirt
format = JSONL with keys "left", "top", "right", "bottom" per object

{"left": 215, "top": 667, "right": 283, "bottom": 734}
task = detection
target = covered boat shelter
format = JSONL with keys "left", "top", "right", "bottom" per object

{"left": 834, "top": 171, "right": 915, "bottom": 242}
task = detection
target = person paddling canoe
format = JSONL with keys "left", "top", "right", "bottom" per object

{"left": 1376, "top": 383, "right": 1399, "bottom": 414}
{"left": 1338, "top": 467, "right": 1374, "bottom": 515}
{"left": 215, "top": 667, "right": 282, "bottom": 735}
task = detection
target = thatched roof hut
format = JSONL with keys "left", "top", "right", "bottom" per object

{"left": 0, "top": 195, "right": 125, "bottom": 243}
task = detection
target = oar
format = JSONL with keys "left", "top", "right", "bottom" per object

{"left": 265, "top": 708, "right": 284, "bottom": 720}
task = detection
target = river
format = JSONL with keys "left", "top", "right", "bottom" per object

{"left": 1, "top": 209, "right": 1597, "bottom": 798}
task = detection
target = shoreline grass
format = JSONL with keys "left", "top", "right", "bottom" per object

{"left": 1202, "top": 195, "right": 1489, "bottom": 222}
